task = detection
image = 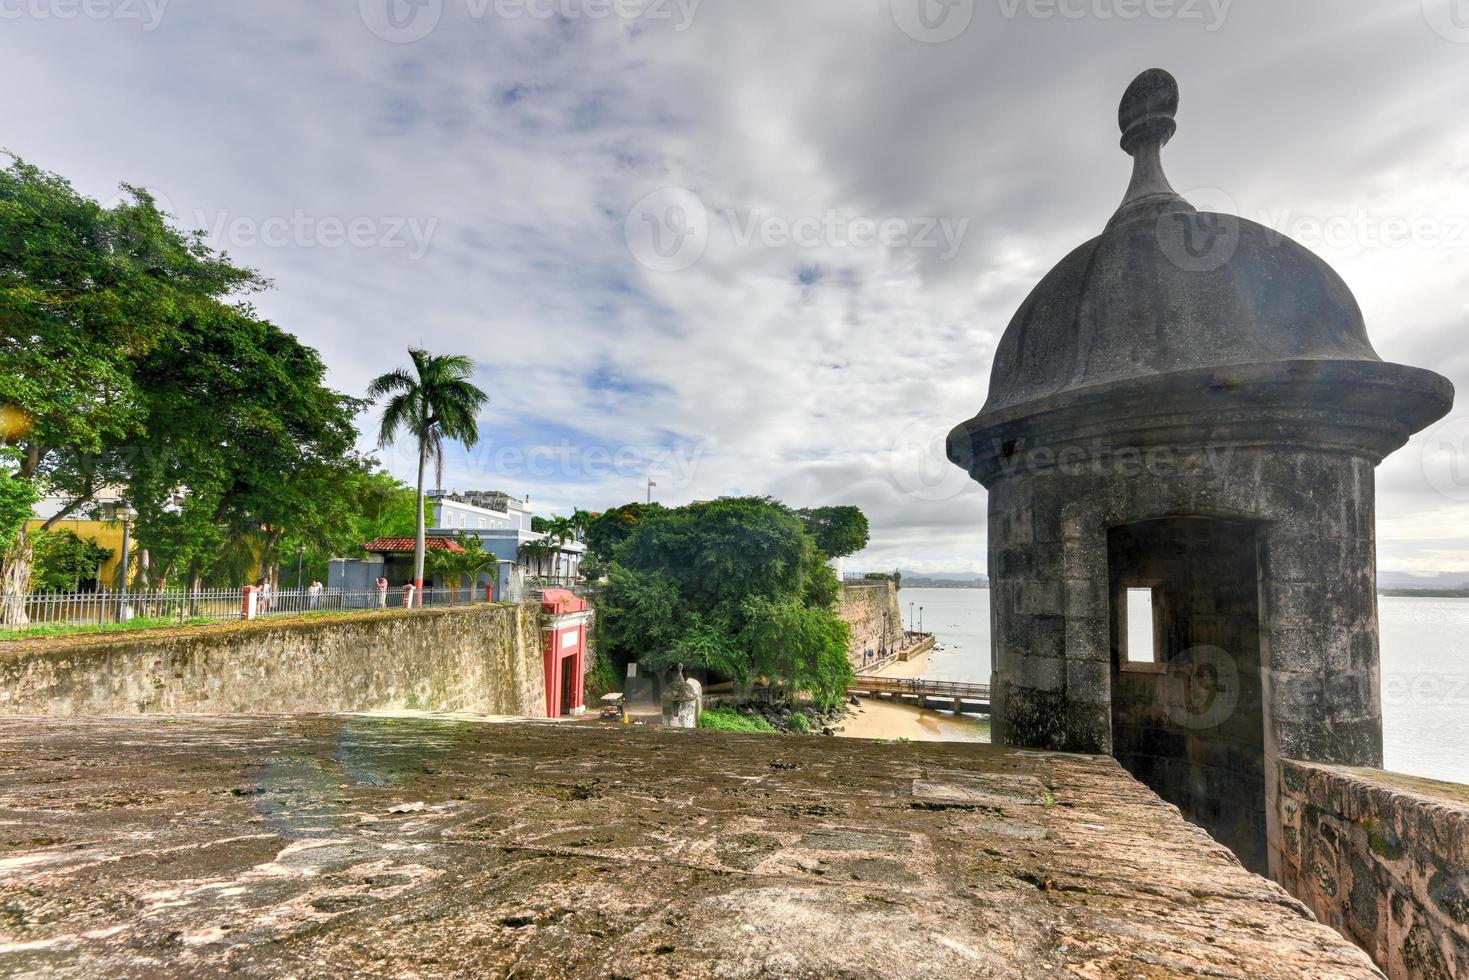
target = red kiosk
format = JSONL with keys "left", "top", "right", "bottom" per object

{"left": 540, "top": 589, "right": 591, "bottom": 718}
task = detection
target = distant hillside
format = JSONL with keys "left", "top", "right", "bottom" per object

{"left": 898, "top": 570, "right": 989, "bottom": 589}
{"left": 876, "top": 569, "right": 1469, "bottom": 594}
{"left": 1378, "top": 571, "right": 1469, "bottom": 591}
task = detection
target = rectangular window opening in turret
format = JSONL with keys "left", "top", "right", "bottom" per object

{"left": 1122, "top": 586, "right": 1161, "bottom": 668}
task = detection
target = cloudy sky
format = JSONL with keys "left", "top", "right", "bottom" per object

{"left": 6, "top": 0, "right": 1469, "bottom": 576}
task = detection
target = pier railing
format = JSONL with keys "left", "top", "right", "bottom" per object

{"left": 847, "top": 675, "right": 991, "bottom": 702}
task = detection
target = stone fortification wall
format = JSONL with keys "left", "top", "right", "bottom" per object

{"left": 1276, "top": 758, "right": 1469, "bottom": 979}
{"left": 0, "top": 603, "right": 544, "bottom": 718}
{"left": 838, "top": 582, "right": 903, "bottom": 671}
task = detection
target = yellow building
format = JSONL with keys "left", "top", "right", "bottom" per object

{"left": 23, "top": 515, "right": 133, "bottom": 590}
{"left": 26, "top": 493, "right": 137, "bottom": 590}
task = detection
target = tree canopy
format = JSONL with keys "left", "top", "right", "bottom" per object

{"left": 796, "top": 505, "right": 870, "bottom": 560}
{"left": 31, "top": 528, "right": 112, "bottom": 591}
{"left": 0, "top": 153, "right": 387, "bottom": 593}
{"left": 584, "top": 502, "right": 664, "bottom": 562}
{"left": 596, "top": 497, "right": 855, "bottom": 708}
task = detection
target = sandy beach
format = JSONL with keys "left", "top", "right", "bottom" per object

{"left": 835, "top": 697, "right": 989, "bottom": 742}
{"left": 831, "top": 645, "right": 991, "bottom": 742}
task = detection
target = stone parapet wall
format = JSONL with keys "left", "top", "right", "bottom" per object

{"left": 1276, "top": 758, "right": 1469, "bottom": 978}
{"left": 0, "top": 604, "right": 545, "bottom": 718}
{"left": 899, "top": 633, "right": 935, "bottom": 662}
{"left": 838, "top": 582, "right": 903, "bottom": 671}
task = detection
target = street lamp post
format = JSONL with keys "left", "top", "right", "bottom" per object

{"left": 296, "top": 543, "right": 306, "bottom": 591}
{"left": 909, "top": 601, "right": 915, "bottom": 635}
{"left": 116, "top": 503, "right": 137, "bottom": 624}
{"left": 919, "top": 606, "right": 924, "bottom": 634}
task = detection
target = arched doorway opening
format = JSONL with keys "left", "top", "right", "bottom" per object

{"left": 1107, "top": 517, "right": 1268, "bottom": 874}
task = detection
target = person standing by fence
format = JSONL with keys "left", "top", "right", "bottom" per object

{"left": 258, "top": 579, "right": 272, "bottom": 614}
{"left": 375, "top": 576, "right": 388, "bottom": 609}
{"left": 308, "top": 580, "right": 323, "bottom": 610}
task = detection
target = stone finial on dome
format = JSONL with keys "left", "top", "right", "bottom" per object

{"left": 1119, "top": 68, "right": 1178, "bottom": 153}
{"left": 1113, "top": 68, "right": 1190, "bottom": 221}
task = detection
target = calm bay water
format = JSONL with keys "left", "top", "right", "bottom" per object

{"left": 902, "top": 587, "right": 1469, "bottom": 785}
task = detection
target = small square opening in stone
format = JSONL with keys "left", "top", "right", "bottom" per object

{"left": 1124, "top": 587, "right": 1159, "bottom": 664}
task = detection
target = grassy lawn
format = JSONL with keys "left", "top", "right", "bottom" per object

{"left": 0, "top": 616, "right": 215, "bottom": 641}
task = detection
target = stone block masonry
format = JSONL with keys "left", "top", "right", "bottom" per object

{"left": 0, "top": 603, "right": 546, "bottom": 718}
{"left": 0, "top": 716, "right": 1379, "bottom": 978}
{"left": 1277, "top": 759, "right": 1469, "bottom": 978}
{"left": 838, "top": 581, "right": 903, "bottom": 671}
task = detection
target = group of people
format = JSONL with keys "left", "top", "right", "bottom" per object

{"left": 246, "top": 576, "right": 404, "bottom": 613}
{"left": 252, "top": 578, "right": 328, "bottom": 612}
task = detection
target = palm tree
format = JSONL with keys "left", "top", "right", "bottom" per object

{"left": 543, "top": 514, "right": 576, "bottom": 580}
{"left": 427, "top": 534, "right": 493, "bottom": 604}
{"left": 368, "top": 349, "right": 489, "bottom": 604}
{"left": 518, "top": 539, "right": 550, "bottom": 578}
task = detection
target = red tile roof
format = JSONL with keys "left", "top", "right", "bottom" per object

{"left": 362, "top": 536, "right": 465, "bottom": 555}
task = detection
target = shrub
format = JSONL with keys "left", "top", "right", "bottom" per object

{"left": 785, "top": 712, "right": 811, "bottom": 734}
{"left": 698, "top": 706, "right": 779, "bottom": 734}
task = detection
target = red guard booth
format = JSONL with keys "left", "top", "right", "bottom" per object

{"left": 540, "top": 589, "right": 591, "bottom": 718}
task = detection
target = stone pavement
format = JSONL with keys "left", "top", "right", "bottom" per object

{"left": 0, "top": 716, "right": 1378, "bottom": 978}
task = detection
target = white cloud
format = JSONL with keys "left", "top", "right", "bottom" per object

{"left": 5, "top": 0, "right": 1467, "bottom": 572}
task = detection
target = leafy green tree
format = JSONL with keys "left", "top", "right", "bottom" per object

{"left": 368, "top": 349, "right": 489, "bottom": 598}
{"left": 597, "top": 497, "right": 852, "bottom": 707}
{"left": 526, "top": 512, "right": 585, "bottom": 578}
{"left": 30, "top": 528, "right": 113, "bottom": 592}
{"left": 584, "top": 502, "right": 664, "bottom": 562}
{"left": 427, "top": 533, "right": 493, "bottom": 601}
{"left": 112, "top": 303, "right": 364, "bottom": 588}
{"left": 796, "top": 506, "right": 870, "bottom": 560}
{"left": 0, "top": 155, "right": 265, "bottom": 606}
{"left": 0, "top": 458, "right": 36, "bottom": 557}
{"left": 1, "top": 155, "right": 376, "bottom": 603}
{"left": 279, "top": 469, "right": 417, "bottom": 588}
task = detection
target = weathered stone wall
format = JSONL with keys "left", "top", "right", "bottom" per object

{"left": 985, "top": 443, "right": 1382, "bottom": 879}
{"left": 986, "top": 445, "right": 1380, "bottom": 763}
{"left": 838, "top": 582, "right": 903, "bottom": 670}
{"left": 0, "top": 604, "right": 545, "bottom": 717}
{"left": 1277, "top": 758, "right": 1469, "bottom": 978}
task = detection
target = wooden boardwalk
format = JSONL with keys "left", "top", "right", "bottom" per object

{"left": 848, "top": 675, "right": 991, "bottom": 715}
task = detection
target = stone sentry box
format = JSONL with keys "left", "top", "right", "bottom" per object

{"left": 947, "top": 69, "right": 1453, "bottom": 878}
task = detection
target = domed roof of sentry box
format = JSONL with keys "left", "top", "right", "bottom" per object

{"left": 947, "top": 69, "right": 1453, "bottom": 485}
{"left": 982, "top": 68, "right": 1380, "bottom": 415}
